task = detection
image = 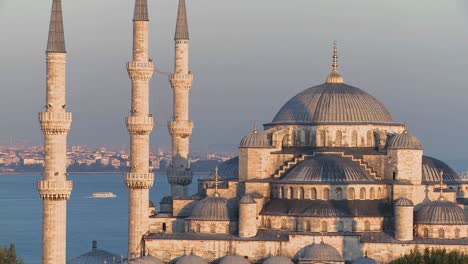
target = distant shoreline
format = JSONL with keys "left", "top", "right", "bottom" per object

{"left": 0, "top": 171, "right": 211, "bottom": 175}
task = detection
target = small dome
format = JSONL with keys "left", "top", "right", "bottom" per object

{"left": 394, "top": 197, "right": 414, "bottom": 207}
{"left": 68, "top": 241, "right": 121, "bottom": 264}
{"left": 301, "top": 242, "right": 344, "bottom": 262}
{"left": 353, "top": 256, "right": 377, "bottom": 264}
{"left": 239, "top": 194, "right": 256, "bottom": 204}
{"left": 208, "top": 157, "right": 239, "bottom": 180}
{"left": 130, "top": 256, "right": 164, "bottom": 264}
{"left": 175, "top": 255, "right": 208, "bottom": 264}
{"left": 422, "top": 156, "right": 461, "bottom": 183}
{"left": 263, "top": 256, "right": 293, "bottom": 264}
{"left": 160, "top": 196, "right": 173, "bottom": 204}
{"left": 188, "top": 196, "right": 229, "bottom": 221}
{"left": 281, "top": 155, "right": 374, "bottom": 183}
{"left": 240, "top": 129, "right": 271, "bottom": 148}
{"left": 219, "top": 255, "right": 250, "bottom": 264}
{"left": 415, "top": 200, "right": 465, "bottom": 225}
{"left": 388, "top": 132, "right": 422, "bottom": 150}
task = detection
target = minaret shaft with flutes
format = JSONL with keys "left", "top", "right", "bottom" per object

{"left": 38, "top": 0, "right": 72, "bottom": 263}
{"left": 167, "top": 0, "right": 194, "bottom": 198}
{"left": 125, "top": 0, "right": 154, "bottom": 260}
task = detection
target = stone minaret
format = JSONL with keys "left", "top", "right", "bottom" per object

{"left": 167, "top": 0, "right": 193, "bottom": 198}
{"left": 38, "top": 0, "right": 73, "bottom": 263}
{"left": 125, "top": 0, "right": 155, "bottom": 260}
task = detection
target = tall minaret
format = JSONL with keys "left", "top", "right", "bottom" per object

{"left": 38, "top": 0, "right": 73, "bottom": 263}
{"left": 125, "top": 0, "right": 155, "bottom": 260}
{"left": 167, "top": 0, "right": 194, "bottom": 198}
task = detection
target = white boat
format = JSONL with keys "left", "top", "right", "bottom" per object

{"left": 88, "top": 192, "right": 117, "bottom": 198}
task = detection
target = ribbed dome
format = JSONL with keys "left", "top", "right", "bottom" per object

{"left": 422, "top": 156, "right": 462, "bottom": 183}
{"left": 415, "top": 200, "right": 465, "bottom": 225}
{"left": 219, "top": 255, "right": 250, "bottom": 264}
{"left": 160, "top": 196, "right": 173, "bottom": 204}
{"left": 263, "top": 256, "right": 293, "bottom": 264}
{"left": 281, "top": 155, "right": 374, "bottom": 183}
{"left": 68, "top": 241, "right": 121, "bottom": 264}
{"left": 130, "top": 256, "right": 164, "bottom": 264}
{"left": 208, "top": 157, "right": 238, "bottom": 180}
{"left": 188, "top": 196, "right": 229, "bottom": 221}
{"left": 394, "top": 197, "right": 414, "bottom": 207}
{"left": 353, "top": 256, "right": 377, "bottom": 264}
{"left": 240, "top": 129, "right": 271, "bottom": 148}
{"left": 239, "top": 194, "right": 256, "bottom": 204}
{"left": 388, "top": 133, "right": 422, "bottom": 150}
{"left": 175, "top": 255, "right": 208, "bottom": 264}
{"left": 270, "top": 83, "right": 395, "bottom": 125}
{"left": 301, "top": 242, "right": 344, "bottom": 261}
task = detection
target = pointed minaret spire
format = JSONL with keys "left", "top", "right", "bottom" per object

{"left": 175, "top": 0, "right": 190, "bottom": 40}
{"left": 325, "top": 41, "right": 344, "bottom": 84}
{"left": 47, "top": 0, "right": 66, "bottom": 53}
{"left": 133, "top": 0, "right": 149, "bottom": 21}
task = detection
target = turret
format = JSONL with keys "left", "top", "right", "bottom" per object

{"left": 168, "top": 0, "right": 194, "bottom": 198}
{"left": 238, "top": 194, "right": 257, "bottom": 238}
{"left": 394, "top": 197, "right": 414, "bottom": 241}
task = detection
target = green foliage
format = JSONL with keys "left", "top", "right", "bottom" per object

{"left": 391, "top": 248, "right": 468, "bottom": 264}
{"left": 0, "top": 244, "right": 24, "bottom": 264}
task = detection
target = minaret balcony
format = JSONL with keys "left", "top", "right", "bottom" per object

{"left": 167, "top": 167, "right": 193, "bottom": 186}
{"left": 127, "top": 61, "right": 154, "bottom": 81}
{"left": 125, "top": 172, "right": 154, "bottom": 189}
{"left": 169, "top": 73, "right": 193, "bottom": 90}
{"left": 126, "top": 116, "right": 154, "bottom": 135}
{"left": 39, "top": 111, "right": 72, "bottom": 135}
{"left": 168, "top": 120, "right": 193, "bottom": 138}
{"left": 37, "top": 180, "right": 73, "bottom": 200}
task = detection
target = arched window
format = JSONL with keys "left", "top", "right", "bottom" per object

{"left": 319, "top": 130, "right": 327, "bottom": 147}
{"left": 360, "top": 187, "right": 366, "bottom": 200}
{"left": 162, "top": 223, "right": 167, "bottom": 232}
{"left": 423, "top": 228, "right": 429, "bottom": 238}
{"left": 367, "top": 130, "right": 373, "bottom": 147}
{"left": 281, "top": 219, "right": 288, "bottom": 230}
{"left": 335, "top": 187, "right": 343, "bottom": 200}
{"left": 438, "top": 229, "right": 445, "bottom": 238}
{"left": 299, "top": 187, "right": 305, "bottom": 200}
{"left": 210, "top": 224, "right": 216, "bottom": 233}
{"left": 311, "top": 188, "right": 317, "bottom": 200}
{"left": 304, "top": 130, "right": 310, "bottom": 146}
{"left": 305, "top": 220, "right": 311, "bottom": 232}
{"left": 352, "top": 221, "right": 358, "bottom": 231}
{"left": 281, "top": 186, "right": 286, "bottom": 199}
{"left": 351, "top": 131, "right": 358, "bottom": 147}
{"left": 377, "top": 188, "right": 382, "bottom": 199}
{"left": 282, "top": 135, "right": 290, "bottom": 148}
{"left": 323, "top": 188, "right": 330, "bottom": 200}
{"left": 196, "top": 224, "right": 201, "bottom": 233}
{"left": 277, "top": 186, "right": 282, "bottom": 198}
{"left": 321, "top": 221, "right": 328, "bottom": 232}
{"left": 266, "top": 219, "right": 272, "bottom": 229}
{"left": 289, "top": 187, "right": 294, "bottom": 199}
{"left": 364, "top": 221, "right": 371, "bottom": 231}
{"left": 348, "top": 188, "right": 355, "bottom": 200}
{"left": 370, "top": 188, "right": 375, "bottom": 200}
{"left": 455, "top": 229, "right": 460, "bottom": 238}
{"left": 335, "top": 130, "right": 343, "bottom": 147}
{"left": 337, "top": 221, "right": 344, "bottom": 232}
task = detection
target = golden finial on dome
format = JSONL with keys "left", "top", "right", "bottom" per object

{"left": 326, "top": 41, "right": 344, "bottom": 84}
{"left": 403, "top": 123, "right": 408, "bottom": 133}
{"left": 253, "top": 120, "right": 258, "bottom": 134}
{"left": 438, "top": 169, "right": 445, "bottom": 200}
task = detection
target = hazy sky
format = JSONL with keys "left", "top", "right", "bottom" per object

{"left": 0, "top": 0, "right": 467, "bottom": 160}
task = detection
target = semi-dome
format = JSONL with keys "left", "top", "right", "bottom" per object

{"left": 415, "top": 200, "right": 465, "bottom": 225}
{"left": 187, "top": 196, "right": 229, "bottom": 221}
{"left": 219, "top": 255, "right": 250, "bottom": 264}
{"left": 269, "top": 83, "right": 395, "bottom": 126}
{"left": 175, "top": 255, "right": 208, "bottom": 264}
{"left": 207, "top": 157, "right": 238, "bottom": 180}
{"left": 130, "top": 256, "right": 164, "bottom": 264}
{"left": 301, "top": 242, "right": 344, "bottom": 262}
{"left": 263, "top": 256, "right": 293, "bottom": 264}
{"left": 353, "top": 256, "right": 377, "bottom": 264}
{"left": 388, "top": 132, "right": 422, "bottom": 150}
{"left": 422, "top": 156, "right": 462, "bottom": 183}
{"left": 240, "top": 128, "right": 271, "bottom": 148}
{"left": 394, "top": 197, "right": 414, "bottom": 207}
{"left": 281, "top": 155, "right": 374, "bottom": 183}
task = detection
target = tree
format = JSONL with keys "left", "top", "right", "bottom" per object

{"left": 391, "top": 248, "right": 468, "bottom": 264}
{"left": 0, "top": 244, "right": 24, "bottom": 264}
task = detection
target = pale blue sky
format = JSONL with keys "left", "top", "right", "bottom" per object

{"left": 0, "top": 0, "right": 467, "bottom": 160}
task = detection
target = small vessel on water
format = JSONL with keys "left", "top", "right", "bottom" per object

{"left": 88, "top": 192, "right": 117, "bottom": 199}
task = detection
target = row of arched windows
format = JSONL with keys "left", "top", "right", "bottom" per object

{"left": 264, "top": 218, "right": 379, "bottom": 232}
{"left": 422, "top": 227, "right": 464, "bottom": 239}
{"left": 273, "top": 185, "right": 386, "bottom": 200}
{"left": 282, "top": 129, "right": 376, "bottom": 148}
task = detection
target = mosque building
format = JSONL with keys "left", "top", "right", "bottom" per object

{"left": 39, "top": 0, "right": 468, "bottom": 263}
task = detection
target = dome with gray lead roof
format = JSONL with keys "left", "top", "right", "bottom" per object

{"left": 263, "top": 256, "right": 293, "bottom": 264}
{"left": 422, "top": 156, "right": 462, "bottom": 183}
{"left": 239, "top": 194, "right": 256, "bottom": 204}
{"left": 394, "top": 197, "right": 414, "bottom": 207}
{"left": 388, "top": 132, "right": 422, "bottom": 150}
{"left": 175, "top": 255, "right": 208, "bottom": 264}
{"left": 187, "top": 196, "right": 229, "bottom": 221}
{"left": 240, "top": 128, "right": 271, "bottom": 148}
{"left": 415, "top": 200, "right": 465, "bottom": 225}
{"left": 130, "top": 256, "right": 164, "bottom": 264}
{"left": 68, "top": 241, "right": 122, "bottom": 264}
{"left": 219, "top": 255, "right": 250, "bottom": 264}
{"left": 301, "top": 242, "right": 344, "bottom": 262}
{"left": 353, "top": 256, "right": 378, "bottom": 264}
{"left": 208, "top": 157, "right": 239, "bottom": 180}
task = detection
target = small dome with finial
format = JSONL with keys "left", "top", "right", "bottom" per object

{"left": 219, "top": 255, "right": 250, "bottom": 264}
{"left": 263, "top": 256, "right": 293, "bottom": 264}
{"left": 325, "top": 41, "right": 344, "bottom": 84}
{"left": 240, "top": 122, "right": 271, "bottom": 148}
{"left": 388, "top": 125, "right": 423, "bottom": 150}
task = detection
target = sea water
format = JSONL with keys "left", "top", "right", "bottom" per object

{"left": 0, "top": 172, "right": 207, "bottom": 263}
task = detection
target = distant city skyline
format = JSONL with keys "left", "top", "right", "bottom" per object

{"left": 1, "top": 0, "right": 468, "bottom": 160}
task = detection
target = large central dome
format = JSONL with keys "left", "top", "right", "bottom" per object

{"left": 270, "top": 83, "right": 396, "bottom": 125}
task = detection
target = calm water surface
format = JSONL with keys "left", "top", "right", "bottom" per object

{"left": 0, "top": 172, "right": 206, "bottom": 263}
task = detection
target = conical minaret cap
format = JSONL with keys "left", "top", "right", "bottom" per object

{"left": 175, "top": 0, "right": 190, "bottom": 40}
{"left": 47, "top": 0, "right": 66, "bottom": 53}
{"left": 325, "top": 41, "right": 344, "bottom": 84}
{"left": 133, "top": 0, "right": 149, "bottom": 21}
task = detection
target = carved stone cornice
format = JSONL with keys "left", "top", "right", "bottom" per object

{"left": 37, "top": 180, "right": 73, "bottom": 200}
{"left": 39, "top": 111, "right": 72, "bottom": 135}
{"left": 169, "top": 73, "right": 193, "bottom": 90}
{"left": 125, "top": 172, "right": 154, "bottom": 189}
{"left": 127, "top": 61, "right": 154, "bottom": 81}
{"left": 126, "top": 115, "right": 154, "bottom": 135}
{"left": 168, "top": 120, "right": 193, "bottom": 138}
